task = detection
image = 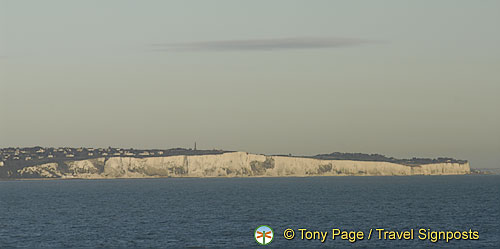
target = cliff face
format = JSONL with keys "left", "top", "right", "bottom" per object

{"left": 14, "top": 152, "right": 470, "bottom": 178}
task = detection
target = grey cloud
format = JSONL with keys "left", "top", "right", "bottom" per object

{"left": 152, "top": 37, "right": 372, "bottom": 51}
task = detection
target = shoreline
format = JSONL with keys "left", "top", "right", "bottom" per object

{"left": 2, "top": 173, "right": 493, "bottom": 181}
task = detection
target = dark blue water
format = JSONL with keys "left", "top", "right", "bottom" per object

{"left": 0, "top": 176, "right": 498, "bottom": 248}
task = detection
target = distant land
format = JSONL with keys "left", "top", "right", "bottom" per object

{"left": 0, "top": 147, "right": 472, "bottom": 179}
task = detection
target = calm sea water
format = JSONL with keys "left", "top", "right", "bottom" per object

{"left": 0, "top": 176, "right": 498, "bottom": 248}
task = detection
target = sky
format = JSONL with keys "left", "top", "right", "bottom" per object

{"left": 1, "top": 0, "right": 499, "bottom": 168}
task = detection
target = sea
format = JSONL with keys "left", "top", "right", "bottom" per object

{"left": 0, "top": 175, "right": 499, "bottom": 248}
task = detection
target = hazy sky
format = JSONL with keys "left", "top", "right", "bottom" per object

{"left": 1, "top": 1, "right": 499, "bottom": 168}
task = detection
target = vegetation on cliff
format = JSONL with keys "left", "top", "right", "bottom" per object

{"left": 310, "top": 152, "right": 467, "bottom": 166}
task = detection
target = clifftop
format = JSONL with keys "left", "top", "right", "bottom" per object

{"left": 0, "top": 148, "right": 470, "bottom": 179}
{"left": 310, "top": 152, "right": 467, "bottom": 166}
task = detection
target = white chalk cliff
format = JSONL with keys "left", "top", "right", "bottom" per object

{"left": 16, "top": 152, "right": 470, "bottom": 178}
